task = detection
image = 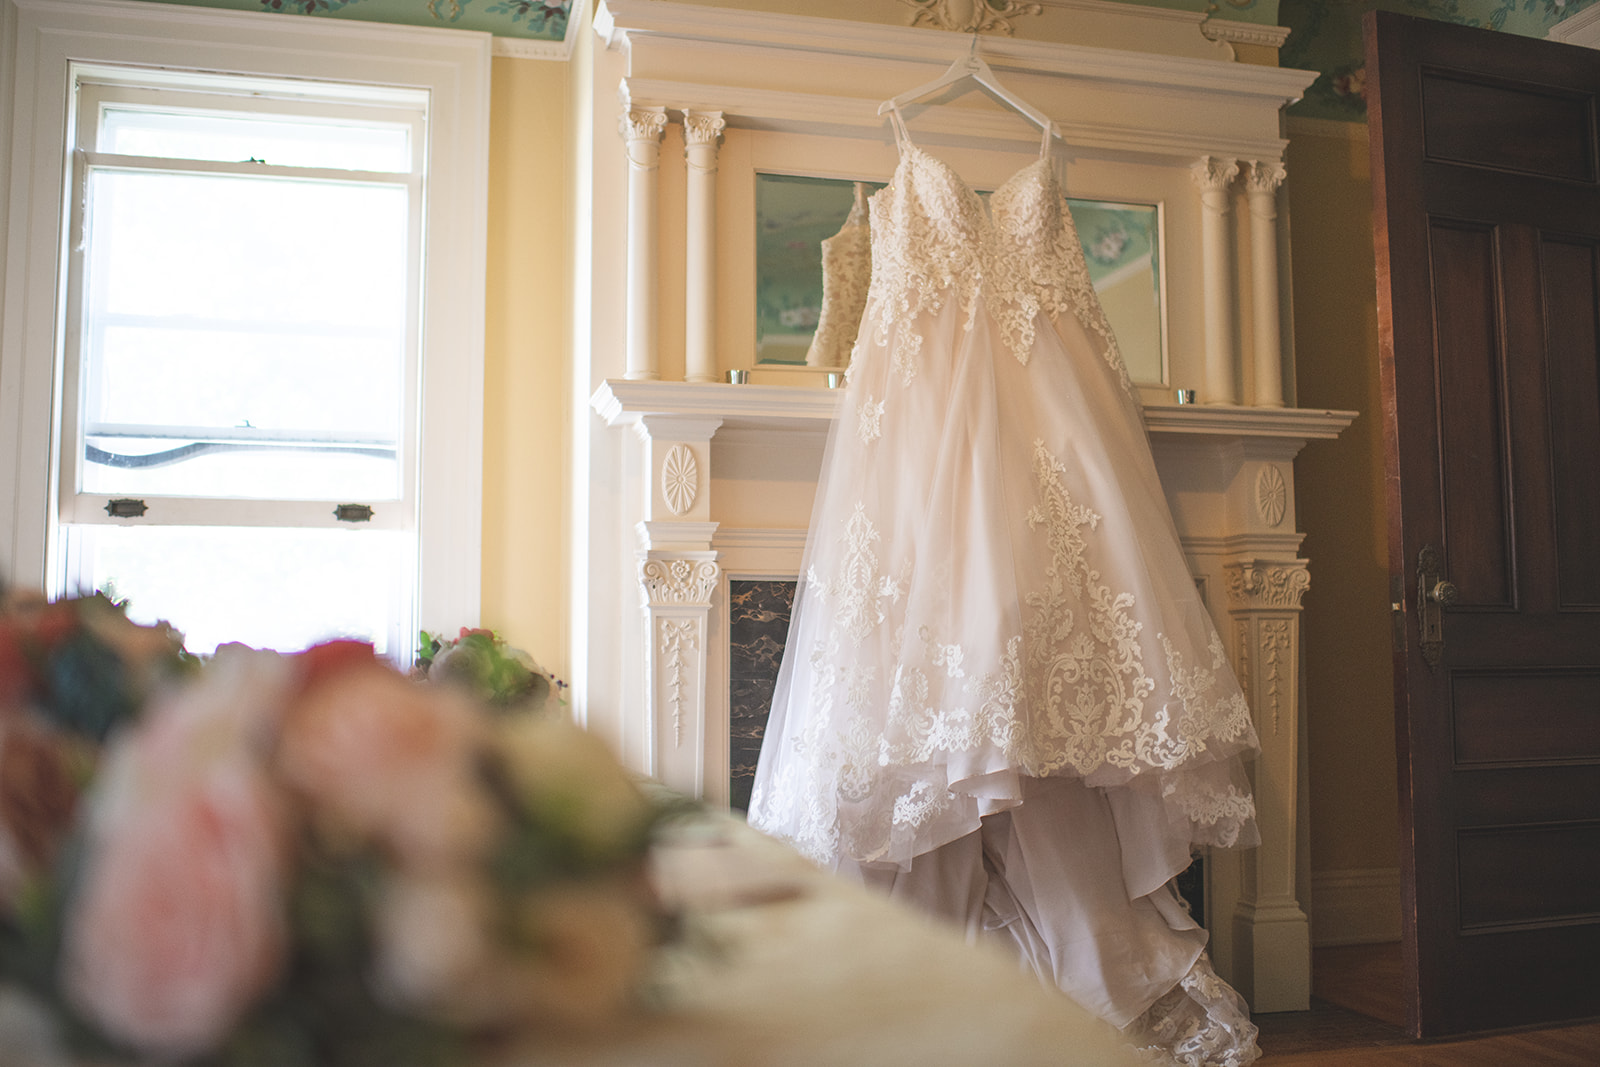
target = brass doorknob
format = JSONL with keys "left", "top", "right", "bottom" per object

{"left": 1427, "top": 580, "right": 1459, "bottom": 606}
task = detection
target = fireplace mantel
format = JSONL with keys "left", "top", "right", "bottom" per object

{"left": 594, "top": 379, "right": 1356, "bottom": 439}
{"left": 590, "top": 376, "right": 1353, "bottom": 1013}
{"left": 573, "top": 0, "right": 1344, "bottom": 1014}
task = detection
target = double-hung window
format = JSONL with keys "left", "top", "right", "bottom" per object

{"left": 1, "top": 1, "right": 489, "bottom": 659}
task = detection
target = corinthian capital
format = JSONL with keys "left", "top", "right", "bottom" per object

{"left": 619, "top": 105, "right": 668, "bottom": 144}
{"left": 682, "top": 109, "right": 726, "bottom": 147}
{"left": 1245, "top": 160, "right": 1288, "bottom": 196}
{"left": 1224, "top": 560, "right": 1310, "bottom": 610}
{"left": 1190, "top": 155, "right": 1241, "bottom": 193}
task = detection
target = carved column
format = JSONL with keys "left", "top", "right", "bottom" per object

{"left": 1225, "top": 557, "right": 1312, "bottom": 1014}
{"left": 1191, "top": 156, "right": 1240, "bottom": 406}
{"left": 682, "top": 110, "right": 726, "bottom": 384}
{"left": 632, "top": 413, "right": 723, "bottom": 795}
{"left": 621, "top": 106, "right": 668, "bottom": 381}
{"left": 1246, "top": 161, "right": 1288, "bottom": 408}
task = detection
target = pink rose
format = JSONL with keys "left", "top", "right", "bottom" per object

{"left": 277, "top": 658, "right": 494, "bottom": 871}
{"left": 60, "top": 648, "right": 291, "bottom": 1058}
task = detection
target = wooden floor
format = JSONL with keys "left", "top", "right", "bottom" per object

{"left": 1253, "top": 944, "right": 1600, "bottom": 1065}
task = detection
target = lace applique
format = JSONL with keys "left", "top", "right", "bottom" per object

{"left": 857, "top": 396, "right": 886, "bottom": 445}
{"left": 988, "top": 161, "right": 1133, "bottom": 390}
{"left": 1131, "top": 952, "right": 1262, "bottom": 1067}
{"left": 1022, "top": 438, "right": 1157, "bottom": 775}
{"left": 806, "top": 503, "right": 906, "bottom": 645}
{"left": 1159, "top": 634, "right": 1256, "bottom": 751}
{"left": 1163, "top": 780, "right": 1256, "bottom": 848}
{"left": 892, "top": 780, "right": 949, "bottom": 830}
{"left": 924, "top": 627, "right": 966, "bottom": 678}
{"left": 868, "top": 145, "right": 986, "bottom": 354}
{"left": 891, "top": 328, "right": 921, "bottom": 386}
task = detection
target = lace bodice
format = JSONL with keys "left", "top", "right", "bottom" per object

{"left": 865, "top": 133, "right": 1131, "bottom": 392}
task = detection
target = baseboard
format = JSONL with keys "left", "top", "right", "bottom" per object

{"left": 1310, "top": 867, "right": 1402, "bottom": 947}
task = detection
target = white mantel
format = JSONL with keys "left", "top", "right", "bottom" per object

{"left": 590, "top": 379, "right": 1354, "bottom": 1012}
{"left": 571, "top": 0, "right": 1342, "bottom": 1014}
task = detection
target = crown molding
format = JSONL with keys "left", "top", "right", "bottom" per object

{"left": 1549, "top": 4, "right": 1600, "bottom": 46}
{"left": 596, "top": 0, "right": 1312, "bottom": 103}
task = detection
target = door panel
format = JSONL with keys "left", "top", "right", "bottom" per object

{"left": 1542, "top": 236, "right": 1600, "bottom": 607}
{"left": 1419, "top": 71, "right": 1597, "bottom": 181}
{"left": 1430, "top": 219, "right": 1514, "bottom": 609}
{"left": 1450, "top": 669, "right": 1600, "bottom": 764}
{"left": 1367, "top": 9, "right": 1600, "bottom": 1038}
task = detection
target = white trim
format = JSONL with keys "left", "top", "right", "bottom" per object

{"left": 598, "top": 0, "right": 1311, "bottom": 102}
{"left": 1310, "top": 867, "right": 1403, "bottom": 947}
{"left": 1203, "top": 20, "right": 1294, "bottom": 50}
{"left": 0, "top": 0, "right": 489, "bottom": 640}
{"left": 1550, "top": 4, "right": 1600, "bottom": 46}
{"left": 620, "top": 76, "right": 1292, "bottom": 162}
{"left": 492, "top": 36, "right": 571, "bottom": 60}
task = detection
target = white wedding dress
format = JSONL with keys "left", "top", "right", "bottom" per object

{"left": 748, "top": 112, "right": 1263, "bottom": 1066}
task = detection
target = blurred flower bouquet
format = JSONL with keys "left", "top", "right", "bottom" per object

{"left": 0, "top": 593, "right": 684, "bottom": 1066}
{"left": 414, "top": 628, "right": 566, "bottom": 713}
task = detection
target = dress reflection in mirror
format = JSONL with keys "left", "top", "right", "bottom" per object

{"left": 805, "top": 182, "right": 873, "bottom": 369}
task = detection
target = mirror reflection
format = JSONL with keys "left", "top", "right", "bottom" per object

{"left": 755, "top": 173, "right": 1167, "bottom": 386}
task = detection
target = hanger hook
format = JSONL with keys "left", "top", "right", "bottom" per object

{"left": 969, "top": 30, "right": 979, "bottom": 59}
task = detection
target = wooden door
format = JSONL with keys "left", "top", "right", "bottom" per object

{"left": 1366, "top": 10, "right": 1600, "bottom": 1039}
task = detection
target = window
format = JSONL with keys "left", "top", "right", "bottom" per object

{"left": 0, "top": 0, "right": 489, "bottom": 659}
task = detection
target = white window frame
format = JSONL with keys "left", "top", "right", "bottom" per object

{"left": 0, "top": 0, "right": 489, "bottom": 643}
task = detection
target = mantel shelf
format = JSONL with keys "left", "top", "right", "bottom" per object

{"left": 592, "top": 379, "right": 1357, "bottom": 441}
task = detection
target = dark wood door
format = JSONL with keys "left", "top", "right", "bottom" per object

{"left": 1366, "top": 10, "right": 1600, "bottom": 1039}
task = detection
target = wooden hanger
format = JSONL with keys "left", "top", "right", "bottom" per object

{"left": 877, "top": 35, "right": 1056, "bottom": 139}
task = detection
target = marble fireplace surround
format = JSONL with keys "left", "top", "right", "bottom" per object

{"left": 574, "top": 0, "right": 1355, "bottom": 1016}
{"left": 592, "top": 380, "right": 1354, "bottom": 1012}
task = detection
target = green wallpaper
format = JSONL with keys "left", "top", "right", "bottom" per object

{"left": 1282, "top": 0, "right": 1599, "bottom": 120}
{"left": 129, "top": 0, "right": 573, "bottom": 41}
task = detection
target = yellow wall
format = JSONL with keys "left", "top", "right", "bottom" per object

{"left": 1287, "top": 118, "right": 1399, "bottom": 875}
{"left": 480, "top": 56, "right": 571, "bottom": 679}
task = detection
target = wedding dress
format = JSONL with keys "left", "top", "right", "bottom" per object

{"left": 748, "top": 111, "right": 1262, "bottom": 1066}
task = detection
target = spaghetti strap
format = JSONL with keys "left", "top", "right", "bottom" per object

{"left": 1039, "top": 119, "right": 1053, "bottom": 159}
{"left": 887, "top": 103, "right": 913, "bottom": 150}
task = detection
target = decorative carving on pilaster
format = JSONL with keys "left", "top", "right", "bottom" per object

{"left": 900, "top": 0, "right": 1042, "bottom": 34}
{"left": 619, "top": 106, "right": 667, "bottom": 165}
{"left": 661, "top": 444, "right": 699, "bottom": 516}
{"left": 1190, "top": 155, "right": 1240, "bottom": 193}
{"left": 1224, "top": 560, "right": 1310, "bottom": 610}
{"left": 640, "top": 557, "right": 720, "bottom": 606}
{"left": 1234, "top": 617, "right": 1251, "bottom": 709}
{"left": 1255, "top": 464, "right": 1287, "bottom": 527}
{"left": 658, "top": 616, "right": 699, "bottom": 745}
{"left": 1245, "top": 159, "right": 1287, "bottom": 198}
{"left": 1260, "top": 618, "right": 1291, "bottom": 735}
